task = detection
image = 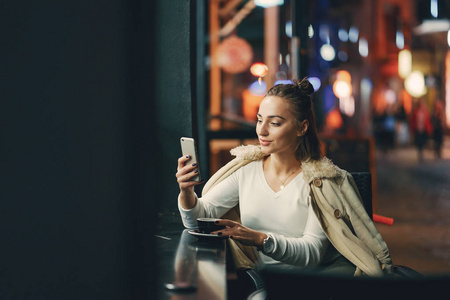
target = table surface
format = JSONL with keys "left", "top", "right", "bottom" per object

{"left": 156, "top": 214, "right": 228, "bottom": 300}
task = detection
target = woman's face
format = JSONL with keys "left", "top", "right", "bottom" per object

{"left": 256, "top": 96, "right": 303, "bottom": 156}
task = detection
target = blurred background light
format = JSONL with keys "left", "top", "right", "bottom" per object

{"left": 413, "top": 19, "right": 450, "bottom": 34}
{"left": 446, "top": 52, "right": 450, "bottom": 127}
{"left": 254, "top": 0, "right": 284, "bottom": 8}
{"left": 320, "top": 44, "right": 335, "bottom": 61}
{"left": 333, "top": 81, "right": 352, "bottom": 98}
{"left": 285, "top": 20, "right": 292, "bottom": 38}
{"left": 359, "top": 38, "right": 369, "bottom": 57}
{"left": 242, "top": 89, "right": 265, "bottom": 121}
{"left": 336, "top": 70, "right": 351, "bottom": 83}
{"left": 338, "top": 51, "right": 348, "bottom": 62}
{"left": 217, "top": 36, "right": 253, "bottom": 74}
{"left": 348, "top": 26, "right": 359, "bottom": 42}
{"left": 338, "top": 28, "right": 349, "bottom": 42}
{"left": 361, "top": 78, "right": 373, "bottom": 108}
{"left": 326, "top": 108, "right": 344, "bottom": 129}
{"left": 250, "top": 63, "right": 268, "bottom": 77}
{"left": 448, "top": 29, "right": 450, "bottom": 46}
{"left": 285, "top": 54, "right": 290, "bottom": 67}
{"left": 385, "top": 89, "right": 396, "bottom": 104}
{"left": 405, "top": 70, "right": 427, "bottom": 97}
{"left": 319, "top": 25, "right": 330, "bottom": 43}
{"left": 396, "top": 30, "right": 405, "bottom": 49}
{"left": 398, "top": 49, "right": 412, "bottom": 78}
{"left": 339, "top": 96, "right": 355, "bottom": 117}
{"left": 333, "top": 70, "right": 352, "bottom": 99}
{"left": 431, "top": 0, "right": 438, "bottom": 18}
{"left": 308, "top": 24, "right": 314, "bottom": 38}
{"left": 308, "top": 77, "right": 321, "bottom": 91}
{"left": 249, "top": 80, "right": 267, "bottom": 96}
{"left": 273, "top": 79, "right": 294, "bottom": 86}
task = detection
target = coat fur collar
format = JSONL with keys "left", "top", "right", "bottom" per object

{"left": 230, "top": 145, "right": 342, "bottom": 183}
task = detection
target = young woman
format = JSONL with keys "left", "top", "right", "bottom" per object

{"left": 176, "top": 79, "right": 392, "bottom": 277}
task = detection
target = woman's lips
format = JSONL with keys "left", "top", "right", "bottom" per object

{"left": 259, "top": 139, "right": 271, "bottom": 146}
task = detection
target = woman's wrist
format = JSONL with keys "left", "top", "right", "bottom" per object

{"left": 256, "top": 232, "right": 268, "bottom": 250}
{"left": 179, "top": 189, "right": 196, "bottom": 210}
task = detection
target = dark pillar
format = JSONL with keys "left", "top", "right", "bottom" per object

{"left": 292, "top": 0, "right": 309, "bottom": 79}
{"left": 0, "top": 0, "right": 165, "bottom": 298}
{"left": 152, "top": 0, "right": 195, "bottom": 213}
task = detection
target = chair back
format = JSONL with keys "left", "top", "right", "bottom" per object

{"left": 350, "top": 172, "right": 373, "bottom": 219}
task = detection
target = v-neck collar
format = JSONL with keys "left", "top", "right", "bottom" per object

{"left": 258, "top": 160, "right": 302, "bottom": 196}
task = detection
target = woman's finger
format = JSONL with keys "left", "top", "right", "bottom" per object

{"left": 177, "top": 155, "right": 192, "bottom": 170}
{"left": 177, "top": 168, "right": 199, "bottom": 182}
{"left": 214, "top": 219, "right": 239, "bottom": 227}
{"left": 177, "top": 162, "right": 198, "bottom": 177}
{"left": 176, "top": 162, "right": 198, "bottom": 182}
{"left": 179, "top": 180, "right": 203, "bottom": 190}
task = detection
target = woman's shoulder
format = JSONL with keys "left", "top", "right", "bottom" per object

{"left": 302, "top": 157, "right": 347, "bottom": 184}
{"left": 230, "top": 145, "right": 267, "bottom": 161}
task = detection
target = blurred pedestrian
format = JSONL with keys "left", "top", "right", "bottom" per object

{"left": 382, "top": 106, "right": 396, "bottom": 152}
{"left": 409, "top": 100, "right": 433, "bottom": 161}
{"left": 431, "top": 101, "right": 445, "bottom": 159}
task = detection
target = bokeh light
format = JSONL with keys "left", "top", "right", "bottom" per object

{"left": 320, "top": 44, "right": 335, "bottom": 61}
{"left": 405, "top": 71, "right": 427, "bottom": 97}
{"left": 250, "top": 63, "right": 269, "bottom": 77}
{"left": 398, "top": 49, "right": 412, "bottom": 78}
{"left": 249, "top": 80, "right": 267, "bottom": 96}
{"left": 308, "top": 77, "right": 321, "bottom": 92}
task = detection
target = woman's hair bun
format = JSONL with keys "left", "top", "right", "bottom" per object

{"left": 296, "top": 77, "right": 314, "bottom": 96}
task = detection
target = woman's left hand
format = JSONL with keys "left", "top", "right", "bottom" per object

{"left": 212, "top": 219, "right": 267, "bottom": 248}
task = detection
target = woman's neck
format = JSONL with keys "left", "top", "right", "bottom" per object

{"left": 266, "top": 153, "right": 302, "bottom": 176}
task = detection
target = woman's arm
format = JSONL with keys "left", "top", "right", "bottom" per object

{"left": 214, "top": 203, "right": 329, "bottom": 268}
{"left": 176, "top": 155, "right": 203, "bottom": 210}
{"left": 177, "top": 165, "right": 240, "bottom": 228}
{"left": 268, "top": 204, "right": 329, "bottom": 266}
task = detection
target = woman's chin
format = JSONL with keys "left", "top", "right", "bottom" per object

{"left": 259, "top": 144, "right": 274, "bottom": 154}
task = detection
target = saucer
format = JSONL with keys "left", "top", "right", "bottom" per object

{"left": 188, "top": 229, "right": 227, "bottom": 239}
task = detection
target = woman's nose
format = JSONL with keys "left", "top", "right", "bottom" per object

{"left": 257, "top": 122, "right": 268, "bottom": 136}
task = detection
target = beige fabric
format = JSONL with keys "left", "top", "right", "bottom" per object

{"left": 201, "top": 145, "right": 393, "bottom": 277}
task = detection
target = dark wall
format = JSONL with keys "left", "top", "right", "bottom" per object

{"left": 0, "top": 0, "right": 192, "bottom": 298}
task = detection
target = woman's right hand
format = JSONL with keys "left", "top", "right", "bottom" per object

{"left": 176, "top": 155, "right": 203, "bottom": 192}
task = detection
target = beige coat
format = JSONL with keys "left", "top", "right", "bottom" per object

{"left": 202, "top": 145, "right": 393, "bottom": 277}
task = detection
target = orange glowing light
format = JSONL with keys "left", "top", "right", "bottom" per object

{"left": 250, "top": 63, "right": 268, "bottom": 77}
{"left": 326, "top": 108, "right": 343, "bottom": 129}
{"left": 333, "top": 70, "right": 352, "bottom": 99}
{"left": 242, "top": 89, "right": 264, "bottom": 121}
{"left": 333, "top": 80, "right": 352, "bottom": 98}
{"left": 336, "top": 70, "right": 351, "bottom": 83}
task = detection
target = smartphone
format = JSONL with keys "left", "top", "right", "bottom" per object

{"left": 180, "top": 137, "right": 202, "bottom": 182}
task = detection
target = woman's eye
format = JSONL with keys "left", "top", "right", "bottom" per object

{"left": 257, "top": 119, "right": 262, "bottom": 123}
{"left": 271, "top": 122, "right": 281, "bottom": 126}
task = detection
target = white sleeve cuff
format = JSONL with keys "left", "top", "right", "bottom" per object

{"left": 177, "top": 193, "right": 201, "bottom": 228}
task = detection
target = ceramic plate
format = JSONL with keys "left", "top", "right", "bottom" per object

{"left": 188, "top": 229, "right": 227, "bottom": 239}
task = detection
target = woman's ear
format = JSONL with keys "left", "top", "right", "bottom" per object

{"left": 297, "top": 120, "right": 309, "bottom": 136}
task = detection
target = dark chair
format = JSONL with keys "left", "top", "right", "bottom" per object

{"left": 350, "top": 172, "right": 373, "bottom": 218}
{"left": 350, "top": 172, "right": 422, "bottom": 279}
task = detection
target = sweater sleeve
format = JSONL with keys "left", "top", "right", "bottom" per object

{"left": 178, "top": 170, "right": 240, "bottom": 228}
{"left": 262, "top": 201, "right": 330, "bottom": 267}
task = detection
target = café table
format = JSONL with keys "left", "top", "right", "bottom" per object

{"left": 156, "top": 214, "right": 228, "bottom": 300}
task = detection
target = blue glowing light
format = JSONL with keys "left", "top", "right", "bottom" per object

{"left": 308, "top": 77, "right": 321, "bottom": 92}
{"left": 249, "top": 80, "right": 267, "bottom": 96}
